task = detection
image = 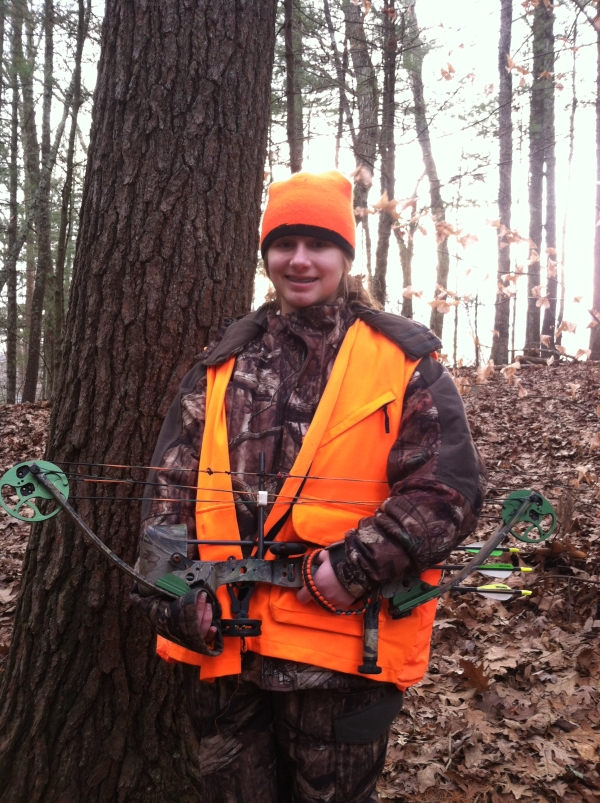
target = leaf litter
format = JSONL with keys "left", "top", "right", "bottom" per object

{"left": 1, "top": 363, "right": 600, "bottom": 801}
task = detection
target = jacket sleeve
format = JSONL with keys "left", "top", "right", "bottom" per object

{"left": 330, "top": 355, "right": 487, "bottom": 598}
{"left": 130, "top": 358, "right": 216, "bottom": 653}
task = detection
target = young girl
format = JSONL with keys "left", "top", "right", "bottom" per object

{"left": 133, "top": 170, "right": 486, "bottom": 803}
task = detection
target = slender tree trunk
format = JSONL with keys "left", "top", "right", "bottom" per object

{"left": 284, "top": 0, "right": 303, "bottom": 173}
{"left": 557, "top": 21, "right": 577, "bottom": 347}
{"left": 22, "top": 0, "right": 54, "bottom": 401}
{"left": 52, "top": 0, "right": 88, "bottom": 398}
{"left": 24, "top": 230, "right": 35, "bottom": 334}
{"left": 540, "top": 15, "right": 557, "bottom": 349}
{"left": 344, "top": 0, "right": 378, "bottom": 274}
{"left": 13, "top": 0, "right": 38, "bottom": 332}
{"left": 525, "top": 2, "right": 554, "bottom": 354}
{"left": 592, "top": 26, "right": 600, "bottom": 358}
{"left": 401, "top": 0, "right": 449, "bottom": 338}
{"left": 334, "top": 37, "right": 348, "bottom": 168}
{"left": 373, "top": 0, "right": 397, "bottom": 305}
{"left": 0, "top": 0, "right": 6, "bottom": 110}
{"left": 395, "top": 225, "right": 415, "bottom": 318}
{"left": 491, "top": 0, "right": 513, "bottom": 365}
{"left": 323, "top": 0, "right": 357, "bottom": 151}
{"left": 0, "top": 7, "right": 79, "bottom": 299}
{"left": 394, "top": 174, "right": 423, "bottom": 319}
{"left": 0, "top": 3, "right": 278, "bottom": 802}
{"left": 5, "top": 8, "right": 19, "bottom": 404}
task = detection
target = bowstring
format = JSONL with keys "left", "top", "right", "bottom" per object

{"left": 22, "top": 467, "right": 519, "bottom": 511}
{"left": 54, "top": 460, "right": 391, "bottom": 485}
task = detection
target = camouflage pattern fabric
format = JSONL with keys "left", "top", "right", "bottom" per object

{"left": 138, "top": 301, "right": 486, "bottom": 598}
{"left": 182, "top": 654, "right": 396, "bottom": 803}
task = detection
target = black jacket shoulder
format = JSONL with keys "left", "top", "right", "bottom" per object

{"left": 352, "top": 304, "right": 442, "bottom": 360}
{"left": 202, "top": 302, "right": 442, "bottom": 366}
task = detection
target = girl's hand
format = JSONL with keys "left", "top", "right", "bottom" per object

{"left": 297, "top": 550, "right": 356, "bottom": 608}
{"left": 196, "top": 591, "right": 218, "bottom": 640}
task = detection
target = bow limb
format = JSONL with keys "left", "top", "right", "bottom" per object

{"left": 387, "top": 492, "right": 543, "bottom": 616}
{"left": 30, "top": 463, "right": 178, "bottom": 599}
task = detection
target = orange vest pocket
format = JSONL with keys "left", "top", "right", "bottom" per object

{"left": 268, "top": 584, "right": 364, "bottom": 636}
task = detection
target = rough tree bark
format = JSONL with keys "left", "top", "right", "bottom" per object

{"left": 373, "top": 0, "right": 397, "bottom": 306}
{"left": 525, "top": 2, "right": 554, "bottom": 354}
{"left": 22, "top": 0, "right": 54, "bottom": 402}
{"left": 0, "top": 2, "right": 277, "bottom": 802}
{"left": 401, "top": 0, "right": 449, "bottom": 338}
{"left": 284, "top": 0, "right": 303, "bottom": 173}
{"left": 5, "top": 5, "right": 19, "bottom": 404}
{"left": 52, "top": 0, "right": 89, "bottom": 398}
{"left": 491, "top": 0, "right": 513, "bottom": 365}
{"left": 344, "top": 0, "right": 379, "bottom": 273}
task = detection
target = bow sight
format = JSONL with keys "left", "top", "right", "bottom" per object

{"left": 0, "top": 460, "right": 557, "bottom": 675}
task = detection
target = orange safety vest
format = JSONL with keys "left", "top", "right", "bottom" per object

{"left": 157, "top": 319, "right": 441, "bottom": 690}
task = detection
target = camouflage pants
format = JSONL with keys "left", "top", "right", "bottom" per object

{"left": 182, "top": 656, "right": 403, "bottom": 803}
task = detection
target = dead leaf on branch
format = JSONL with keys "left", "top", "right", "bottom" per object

{"left": 351, "top": 165, "right": 373, "bottom": 188}
{"left": 556, "top": 320, "right": 577, "bottom": 336}
{"left": 402, "top": 285, "right": 423, "bottom": 299}
{"left": 457, "top": 233, "right": 478, "bottom": 249}
{"left": 372, "top": 191, "right": 400, "bottom": 220}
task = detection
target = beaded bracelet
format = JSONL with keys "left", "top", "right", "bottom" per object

{"left": 301, "top": 549, "right": 369, "bottom": 615}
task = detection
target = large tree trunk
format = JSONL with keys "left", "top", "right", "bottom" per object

{"left": 5, "top": 4, "right": 19, "bottom": 404}
{"left": 0, "top": 3, "right": 277, "bottom": 802}
{"left": 22, "top": 0, "right": 54, "bottom": 402}
{"left": 52, "top": 0, "right": 89, "bottom": 398}
{"left": 491, "top": 0, "right": 513, "bottom": 365}
{"left": 592, "top": 26, "right": 600, "bottom": 358}
{"left": 284, "top": 0, "right": 303, "bottom": 173}
{"left": 373, "top": 0, "right": 397, "bottom": 306}
{"left": 525, "top": 2, "right": 554, "bottom": 354}
{"left": 401, "top": 0, "right": 449, "bottom": 338}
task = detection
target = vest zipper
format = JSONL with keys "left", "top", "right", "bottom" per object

{"left": 382, "top": 403, "right": 390, "bottom": 434}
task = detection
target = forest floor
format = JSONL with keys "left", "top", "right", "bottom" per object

{"left": 1, "top": 362, "right": 600, "bottom": 802}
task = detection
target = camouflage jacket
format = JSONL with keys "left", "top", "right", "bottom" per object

{"left": 132, "top": 301, "right": 487, "bottom": 666}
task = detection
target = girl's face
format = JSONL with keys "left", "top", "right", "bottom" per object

{"left": 267, "top": 235, "right": 347, "bottom": 315}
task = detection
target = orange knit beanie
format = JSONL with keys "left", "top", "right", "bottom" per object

{"left": 260, "top": 171, "right": 356, "bottom": 259}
